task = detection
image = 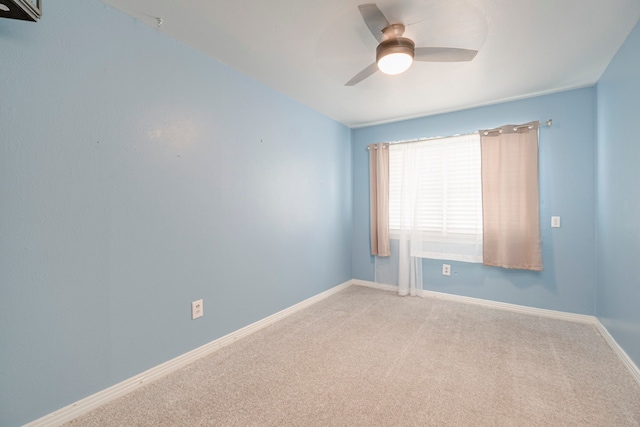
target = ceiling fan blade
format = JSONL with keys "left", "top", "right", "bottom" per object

{"left": 345, "top": 62, "right": 379, "bottom": 86}
{"left": 358, "top": 4, "right": 390, "bottom": 42}
{"left": 414, "top": 47, "right": 478, "bottom": 62}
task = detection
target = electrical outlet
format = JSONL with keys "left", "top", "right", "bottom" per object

{"left": 442, "top": 264, "right": 451, "bottom": 276}
{"left": 551, "top": 216, "right": 561, "bottom": 228}
{"left": 192, "top": 299, "right": 203, "bottom": 320}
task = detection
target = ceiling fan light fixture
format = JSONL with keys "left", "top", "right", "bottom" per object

{"left": 378, "top": 52, "right": 413, "bottom": 75}
{"left": 376, "top": 37, "right": 415, "bottom": 75}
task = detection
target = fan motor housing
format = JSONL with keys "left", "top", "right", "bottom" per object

{"left": 376, "top": 37, "right": 415, "bottom": 62}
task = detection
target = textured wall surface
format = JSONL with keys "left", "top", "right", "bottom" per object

{"left": 353, "top": 88, "right": 597, "bottom": 315}
{"left": 596, "top": 19, "right": 640, "bottom": 368}
{"left": 0, "top": 2, "right": 352, "bottom": 425}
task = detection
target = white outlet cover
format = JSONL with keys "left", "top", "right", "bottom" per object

{"left": 551, "top": 216, "right": 561, "bottom": 228}
{"left": 192, "top": 299, "right": 203, "bottom": 320}
{"left": 442, "top": 264, "right": 451, "bottom": 276}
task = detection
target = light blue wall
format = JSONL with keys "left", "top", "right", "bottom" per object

{"left": 0, "top": 2, "right": 352, "bottom": 426}
{"left": 596, "top": 19, "right": 640, "bottom": 368}
{"left": 353, "top": 88, "right": 597, "bottom": 315}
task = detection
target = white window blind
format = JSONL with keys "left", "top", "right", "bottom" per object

{"left": 388, "top": 133, "right": 483, "bottom": 263}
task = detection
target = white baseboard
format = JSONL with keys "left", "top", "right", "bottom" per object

{"left": 25, "top": 279, "right": 640, "bottom": 426}
{"left": 24, "top": 280, "right": 352, "bottom": 427}
{"left": 594, "top": 321, "right": 640, "bottom": 387}
{"left": 352, "top": 279, "right": 596, "bottom": 323}
{"left": 422, "top": 289, "right": 597, "bottom": 324}
{"left": 351, "top": 279, "right": 398, "bottom": 293}
{"left": 352, "top": 279, "right": 640, "bottom": 387}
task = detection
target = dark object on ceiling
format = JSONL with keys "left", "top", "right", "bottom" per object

{"left": 0, "top": 0, "right": 41, "bottom": 22}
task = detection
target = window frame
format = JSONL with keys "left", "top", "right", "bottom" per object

{"left": 386, "top": 132, "right": 484, "bottom": 263}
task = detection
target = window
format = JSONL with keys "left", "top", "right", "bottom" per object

{"left": 388, "top": 133, "right": 483, "bottom": 263}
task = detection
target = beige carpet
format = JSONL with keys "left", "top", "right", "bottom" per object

{"left": 65, "top": 286, "right": 640, "bottom": 426}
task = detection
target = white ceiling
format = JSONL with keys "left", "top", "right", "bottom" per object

{"left": 101, "top": 0, "right": 640, "bottom": 128}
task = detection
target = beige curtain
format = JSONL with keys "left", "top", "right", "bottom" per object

{"left": 369, "top": 143, "right": 390, "bottom": 256}
{"left": 480, "top": 121, "right": 542, "bottom": 271}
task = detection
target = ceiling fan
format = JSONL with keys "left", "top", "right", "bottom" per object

{"left": 345, "top": 3, "right": 478, "bottom": 86}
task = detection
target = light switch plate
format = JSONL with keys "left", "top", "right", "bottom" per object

{"left": 551, "top": 216, "right": 561, "bottom": 228}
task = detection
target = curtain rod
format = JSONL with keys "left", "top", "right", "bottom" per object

{"left": 367, "top": 119, "right": 553, "bottom": 150}
{"left": 367, "top": 131, "right": 477, "bottom": 149}
{"left": 482, "top": 119, "right": 552, "bottom": 136}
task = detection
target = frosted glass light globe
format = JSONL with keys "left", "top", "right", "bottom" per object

{"left": 377, "top": 52, "right": 413, "bottom": 75}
